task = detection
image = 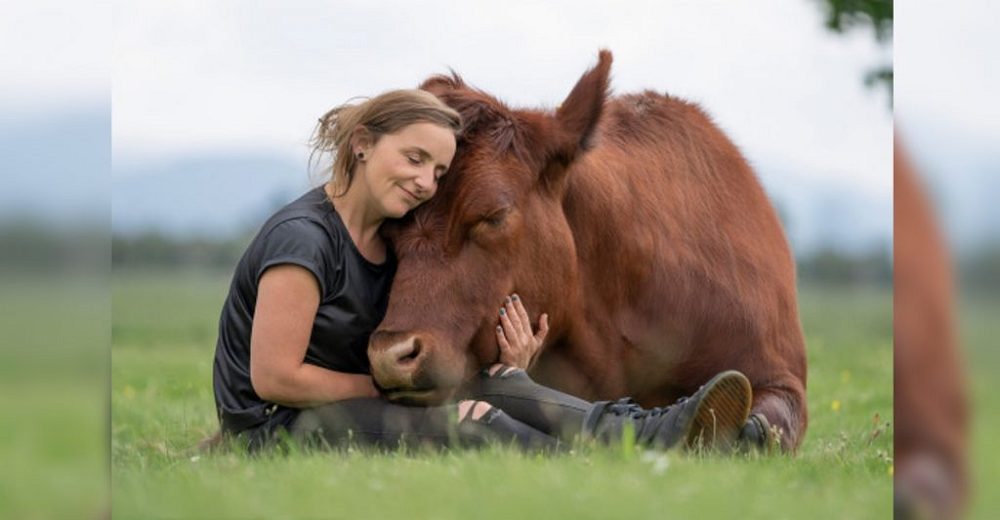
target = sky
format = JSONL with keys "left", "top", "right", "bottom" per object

{"left": 896, "top": 0, "right": 1000, "bottom": 141}
{"left": 106, "top": 0, "right": 893, "bottom": 199}
{"left": 0, "top": 1, "right": 109, "bottom": 116}
{"left": 2, "top": 0, "right": 929, "bottom": 253}
{"left": 895, "top": 0, "right": 1000, "bottom": 253}
{"left": 3, "top": 1, "right": 994, "bottom": 254}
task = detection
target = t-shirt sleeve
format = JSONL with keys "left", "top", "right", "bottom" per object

{"left": 254, "top": 217, "right": 335, "bottom": 296}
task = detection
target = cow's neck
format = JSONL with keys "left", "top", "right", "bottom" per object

{"left": 561, "top": 164, "right": 637, "bottom": 281}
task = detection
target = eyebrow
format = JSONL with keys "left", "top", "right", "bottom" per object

{"left": 406, "top": 147, "right": 449, "bottom": 173}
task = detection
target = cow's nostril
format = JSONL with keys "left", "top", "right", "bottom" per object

{"left": 384, "top": 336, "right": 422, "bottom": 368}
{"left": 398, "top": 338, "right": 422, "bottom": 364}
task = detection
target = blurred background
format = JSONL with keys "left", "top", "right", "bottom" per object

{"left": 4, "top": 0, "right": 898, "bottom": 518}
{"left": 109, "top": 0, "right": 893, "bottom": 282}
{"left": 105, "top": 2, "right": 899, "bottom": 516}
{"left": 0, "top": 0, "right": 110, "bottom": 517}
{"left": 8, "top": 0, "right": 997, "bottom": 518}
{"left": 896, "top": 1, "right": 1000, "bottom": 517}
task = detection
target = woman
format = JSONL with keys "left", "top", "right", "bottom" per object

{"left": 212, "top": 89, "right": 754, "bottom": 452}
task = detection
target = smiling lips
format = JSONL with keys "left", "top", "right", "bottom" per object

{"left": 398, "top": 185, "right": 421, "bottom": 203}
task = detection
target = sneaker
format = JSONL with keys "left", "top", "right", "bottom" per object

{"left": 581, "top": 370, "right": 752, "bottom": 451}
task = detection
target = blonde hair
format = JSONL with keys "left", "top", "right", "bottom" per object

{"left": 310, "top": 89, "right": 462, "bottom": 196}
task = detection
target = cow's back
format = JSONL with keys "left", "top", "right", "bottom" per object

{"left": 557, "top": 91, "right": 806, "bottom": 413}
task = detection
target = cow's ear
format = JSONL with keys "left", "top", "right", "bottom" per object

{"left": 552, "top": 49, "right": 611, "bottom": 161}
{"left": 540, "top": 50, "right": 611, "bottom": 193}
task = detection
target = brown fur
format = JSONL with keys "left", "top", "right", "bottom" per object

{"left": 894, "top": 139, "right": 968, "bottom": 518}
{"left": 370, "top": 50, "right": 808, "bottom": 450}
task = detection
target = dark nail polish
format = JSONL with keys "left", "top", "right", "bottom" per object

{"left": 512, "top": 294, "right": 519, "bottom": 301}
{"left": 500, "top": 307, "right": 506, "bottom": 316}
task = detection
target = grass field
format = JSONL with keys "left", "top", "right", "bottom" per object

{"left": 110, "top": 269, "right": 902, "bottom": 519}
{"left": 0, "top": 275, "right": 108, "bottom": 518}
{"left": 958, "top": 291, "right": 1000, "bottom": 519}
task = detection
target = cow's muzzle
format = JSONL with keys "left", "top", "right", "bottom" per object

{"left": 369, "top": 332, "right": 426, "bottom": 390}
{"left": 368, "top": 329, "right": 468, "bottom": 405}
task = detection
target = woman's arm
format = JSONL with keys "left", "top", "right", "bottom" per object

{"left": 249, "top": 264, "right": 379, "bottom": 408}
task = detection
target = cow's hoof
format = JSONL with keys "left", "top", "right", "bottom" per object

{"left": 737, "top": 413, "right": 777, "bottom": 453}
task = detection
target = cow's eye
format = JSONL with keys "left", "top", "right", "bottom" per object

{"left": 468, "top": 207, "right": 515, "bottom": 244}
{"left": 482, "top": 208, "right": 509, "bottom": 227}
{"left": 468, "top": 208, "right": 509, "bottom": 239}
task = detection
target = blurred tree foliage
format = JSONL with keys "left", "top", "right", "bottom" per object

{"left": 797, "top": 246, "right": 893, "bottom": 286}
{"left": 959, "top": 244, "right": 1000, "bottom": 293}
{"left": 112, "top": 232, "right": 250, "bottom": 271}
{"left": 108, "top": 228, "right": 894, "bottom": 286}
{"left": 0, "top": 220, "right": 107, "bottom": 274}
{"left": 816, "top": 0, "right": 893, "bottom": 100}
{"left": 820, "top": 0, "right": 892, "bottom": 40}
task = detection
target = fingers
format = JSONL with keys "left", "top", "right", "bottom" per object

{"left": 496, "top": 321, "right": 513, "bottom": 352}
{"left": 497, "top": 293, "right": 554, "bottom": 370}
{"left": 499, "top": 305, "right": 520, "bottom": 343}
{"left": 504, "top": 296, "right": 529, "bottom": 339}
{"left": 496, "top": 324, "right": 523, "bottom": 368}
{"left": 501, "top": 294, "right": 549, "bottom": 342}
{"left": 511, "top": 295, "right": 532, "bottom": 337}
{"left": 534, "top": 313, "right": 550, "bottom": 342}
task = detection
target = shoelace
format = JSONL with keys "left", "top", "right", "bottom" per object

{"left": 607, "top": 399, "right": 664, "bottom": 419}
{"left": 606, "top": 394, "right": 693, "bottom": 418}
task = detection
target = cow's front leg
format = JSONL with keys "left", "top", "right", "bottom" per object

{"left": 739, "top": 382, "right": 807, "bottom": 452}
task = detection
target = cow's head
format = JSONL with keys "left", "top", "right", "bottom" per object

{"left": 367, "top": 51, "right": 613, "bottom": 404}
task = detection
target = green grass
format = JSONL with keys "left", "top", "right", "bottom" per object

{"left": 0, "top": 275, "right": 108, "bottom": 519}
{"left": 112, "top": 271, "right": 894, "bottom": 519}
{"left": 958, "top": 291, "right": 1000, "bottom": 519}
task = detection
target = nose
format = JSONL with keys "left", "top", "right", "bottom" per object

{"left": 413, "top": 167, "right": 435, "bottom": 194}
{"left": 368, "top": 332, "right": 427, "bottom": 390}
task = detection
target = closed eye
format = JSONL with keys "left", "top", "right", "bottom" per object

{"left": 482, "top": 208, "right": 510, "bottom": 227}
{"left": 466, "top": 204, "right": 516, "bottom": 243}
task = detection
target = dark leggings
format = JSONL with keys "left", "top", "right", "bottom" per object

{"left": 289, "top": 367, "right": 591, "bottom": 451}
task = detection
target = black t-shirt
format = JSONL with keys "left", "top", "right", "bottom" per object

{"left": 212, "top": 187, "right": 396, "bottom": 436}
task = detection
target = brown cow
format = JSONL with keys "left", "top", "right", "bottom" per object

{"left": 369, "top": 50, "right": 808, "bottom": 450}
{"left": 894, "top": 138, "right": 968, "bottom": 519}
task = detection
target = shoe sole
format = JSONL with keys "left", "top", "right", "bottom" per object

{"left": 685, "top": 370, "right": 753, "bottom": 452}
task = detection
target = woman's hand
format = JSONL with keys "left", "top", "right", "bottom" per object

{"left": 495, "top": 294, "right": 549, "bottom": 369}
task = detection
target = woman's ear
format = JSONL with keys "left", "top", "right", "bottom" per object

{"left": 350, "top": 125, "right": 375, "bottom": 154}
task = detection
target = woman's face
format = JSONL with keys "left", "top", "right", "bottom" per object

{"left": 358, "top": 122, "right": 456, "bottom": 219}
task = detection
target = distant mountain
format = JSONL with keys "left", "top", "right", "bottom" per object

{"left": 754, "top": 160, "right": 892, "bottom": 258}
{"left": 112, "top": 153, "right": 314, "bottom": 238}
{"left": 0, "top": 107, "right": 897, "bottom": 256}
{"left": 111, "top": 150, "right": 892, "bottom": 258}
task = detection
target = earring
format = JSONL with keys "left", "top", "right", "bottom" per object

{"left": 356, "top": 151, "right": 365, "bottom": 160}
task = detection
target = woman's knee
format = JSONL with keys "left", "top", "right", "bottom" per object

{"left": 457, "top": 399, "right": 494, "bottom": 423}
